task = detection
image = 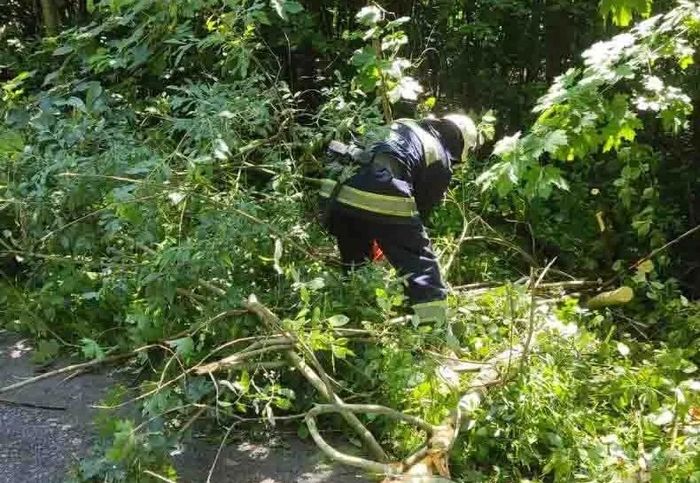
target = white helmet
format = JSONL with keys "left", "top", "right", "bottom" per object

{"left": 442, "top": 114, "right": 478, "bottom": 162}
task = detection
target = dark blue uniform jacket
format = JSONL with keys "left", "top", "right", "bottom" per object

{"left": 327, "top": 122, "right": 454, "bottom": 224}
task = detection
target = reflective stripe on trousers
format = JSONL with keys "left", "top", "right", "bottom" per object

{"left": 319, "top": 179, "right": 418, "bottom": 218}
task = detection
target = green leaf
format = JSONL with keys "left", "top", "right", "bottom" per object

{"left": 110, "top": 184, "right": 137, "bottom": 202}
{"left": 86, "top": 82, "right": 103, "bottom": 108}
{"left": 270, "top": 0, "right": 303, "bottom": 20}
{"left": 356, "top": 6, "right": 382, "bottom": 26}
{"left": 284, "top": 1, "right": 303, "bottom": 14}
{"left": 599, "top": 0, "right": 651, "bottom": 26}
{"left": 235, "top": 370, "right": 251, "bottom": 394}
{"left": 637, "top": 259, "right": 654, "bottom": 275}
{"left": 307, "top": 277, "right": 325, "bottom": 291}
{"left": 0, "top": 130, "right": 24, "bottom": 156}
{"left": 271, "top": 0, "right": 286, "bottom": 19}
{"left": 52, "top": 45, "right": 74, "bottom": 56}
{"left": 381, "top": 32, "right": 408, "bottom": 51}
{"left": 386, "top": 16, "right": 410, "bottom": 29}
{"left": 388, "top": 76, "right": 423, "bottom": 103}
{"left": 616, "top": 342, "right": 630, "bottom": 357}
{"left": 32, "top": 339, "right": 60, "bottom": 364}
{"left": 616, "top": 6, "right": 633, "bottom": 26}
{"left": 169, "top": 337, "right": 194, "bottom": 357}
{"left": 273, "top": 238, "right": 283, "bottom": 275}
{"left": 168, "top": 192, "right": 186, "bottom": 206}
{"left": 106, "top": 419, "right": 137, "bottom": 462}
{"left": 543, "top": 130, "right": 568, "bottom": 154}
{"left": 493, "top": 131, "right": 522, "bottom": 157}
{"left": 274, "top": 396, "right": 292, "bottom": 410}
{"left": 328, "top": 314, "right": 350, "bottom": 327}
{"left": 42, "top": 71, "right": 60, "bottom": 87}
{"left": 218, "top": 380, "right": 238, "bottom": 394}
{"left": 251, "top": 10, "right": 271, "bottom": 25}
{"left": 331, "top": 344, "right": 354, "bottom": 359}
{"left": 81, "top": 338, "right": 105, "bottom": 360}
{"left": 53, "top": 96, "right": 87, "bottom": 112}
{"left": 351, "top": 46, "right": 377, "bottom": 67}
{"left": 213, "top": 138, "right": 231, "bottom": 160}
{"left": 129, "top": 45, "right": 151, "bottom": 68}
{"left": 679, "top": 55, "right": 694, "bottom": 70}
{"left": 632, "top": 218, "right": 652, "bottom": 237}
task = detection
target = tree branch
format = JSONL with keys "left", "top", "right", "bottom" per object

{"left": 243, "top": 294, "right": 389, "bottom": 462}
{"left": 0, "top": 353, "right": 133, "bottom": 396}
{"left": 194, "top": 344, "right": 292, "bottom": 374}
{"left": 308, "top": 403, "right": 437, "bottom": 434}
{"left": 305, "top": 406, "right": 398, "bottom": 475}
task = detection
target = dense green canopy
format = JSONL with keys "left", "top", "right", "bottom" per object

{"left": 1, "top": 1, "right": 698, "bottom": 481}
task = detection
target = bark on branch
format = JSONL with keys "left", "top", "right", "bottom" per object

{"left": 308, "top": 403, "right": 437, "bottom": 435}
{"left": 194, "top": 344, "right": 292, "bottom": 374}
{"left": 243, "top": 294, "right": 389, "bottom": 462}
{"left": 0, "top": 352, "right": 133, "bottom": 395}
{"left": 306, "top": 405, "right": 398, "bottom": 475}
{"left": 305, "top": 403, "right": 455, "bottom": 478}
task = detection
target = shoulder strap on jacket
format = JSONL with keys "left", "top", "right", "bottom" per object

{"left": 393, "top": 118, "right": 441, "bottom": 166}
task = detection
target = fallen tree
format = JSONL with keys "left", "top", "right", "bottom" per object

{"left": 2, "top": 2, "right": 699, "bottom": 482}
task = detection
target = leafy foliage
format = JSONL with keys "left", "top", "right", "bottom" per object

{"left": 1, "top": 1, "right": 699, "bottom": 482}
{"left": 600, "top": 0, "right": 654, "bottom": 27}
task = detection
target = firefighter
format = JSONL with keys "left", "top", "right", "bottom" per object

{"left": 320, "top": 114, "right": 478, "bottom": 324}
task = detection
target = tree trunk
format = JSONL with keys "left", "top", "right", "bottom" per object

{"left": 527, "top": 0, "right": 544, "bottom": 83}
{"left": 76, "top": 0, "right": 88, "bottom": 23}
{"left": 693, "top": 47, "right": 700, "bottom": 173}
{"left": 544, "top": 1, "right": 570, "bottom": 82}
{"left": 39, "top": 0, "right": 59, "bottom": 36}
{"left": 688, "top": 47, "right": 700, "bottom": 296}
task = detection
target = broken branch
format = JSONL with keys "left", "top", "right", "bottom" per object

{"left": 244, "top": 294, "right": 389, "bottom": 463}
{"left": 0, "top": 353, "right": 133, "bottom": 396}
{"left": 308, "top": 403, "right": 437, "bottom": 434}
{"left": 305, "top": 405, "right": 398, "bottom": 475}
{"left": 194, "top": 344, "right": 292, "bottom": 374}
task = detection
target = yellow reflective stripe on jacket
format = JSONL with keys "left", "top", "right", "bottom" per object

{"left": 412, "top": 299, "right": 447, "bottom": 323}
{"left": 319, "top": 179, "right": 418, "bottom": 217}
{"left": 394, "top": 119, "right": 441, "bottom": 166}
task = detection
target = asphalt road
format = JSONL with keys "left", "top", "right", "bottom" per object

{"left": 0, "top": 331, "right": 369, "bottom": 483}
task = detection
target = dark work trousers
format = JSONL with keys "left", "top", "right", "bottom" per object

{"left": 327, "top": 210, "right": 446, "bottom": 305}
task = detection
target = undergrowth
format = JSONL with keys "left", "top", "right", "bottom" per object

{"left": 1, "top": 1, "right": 699, "bottom": 482}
